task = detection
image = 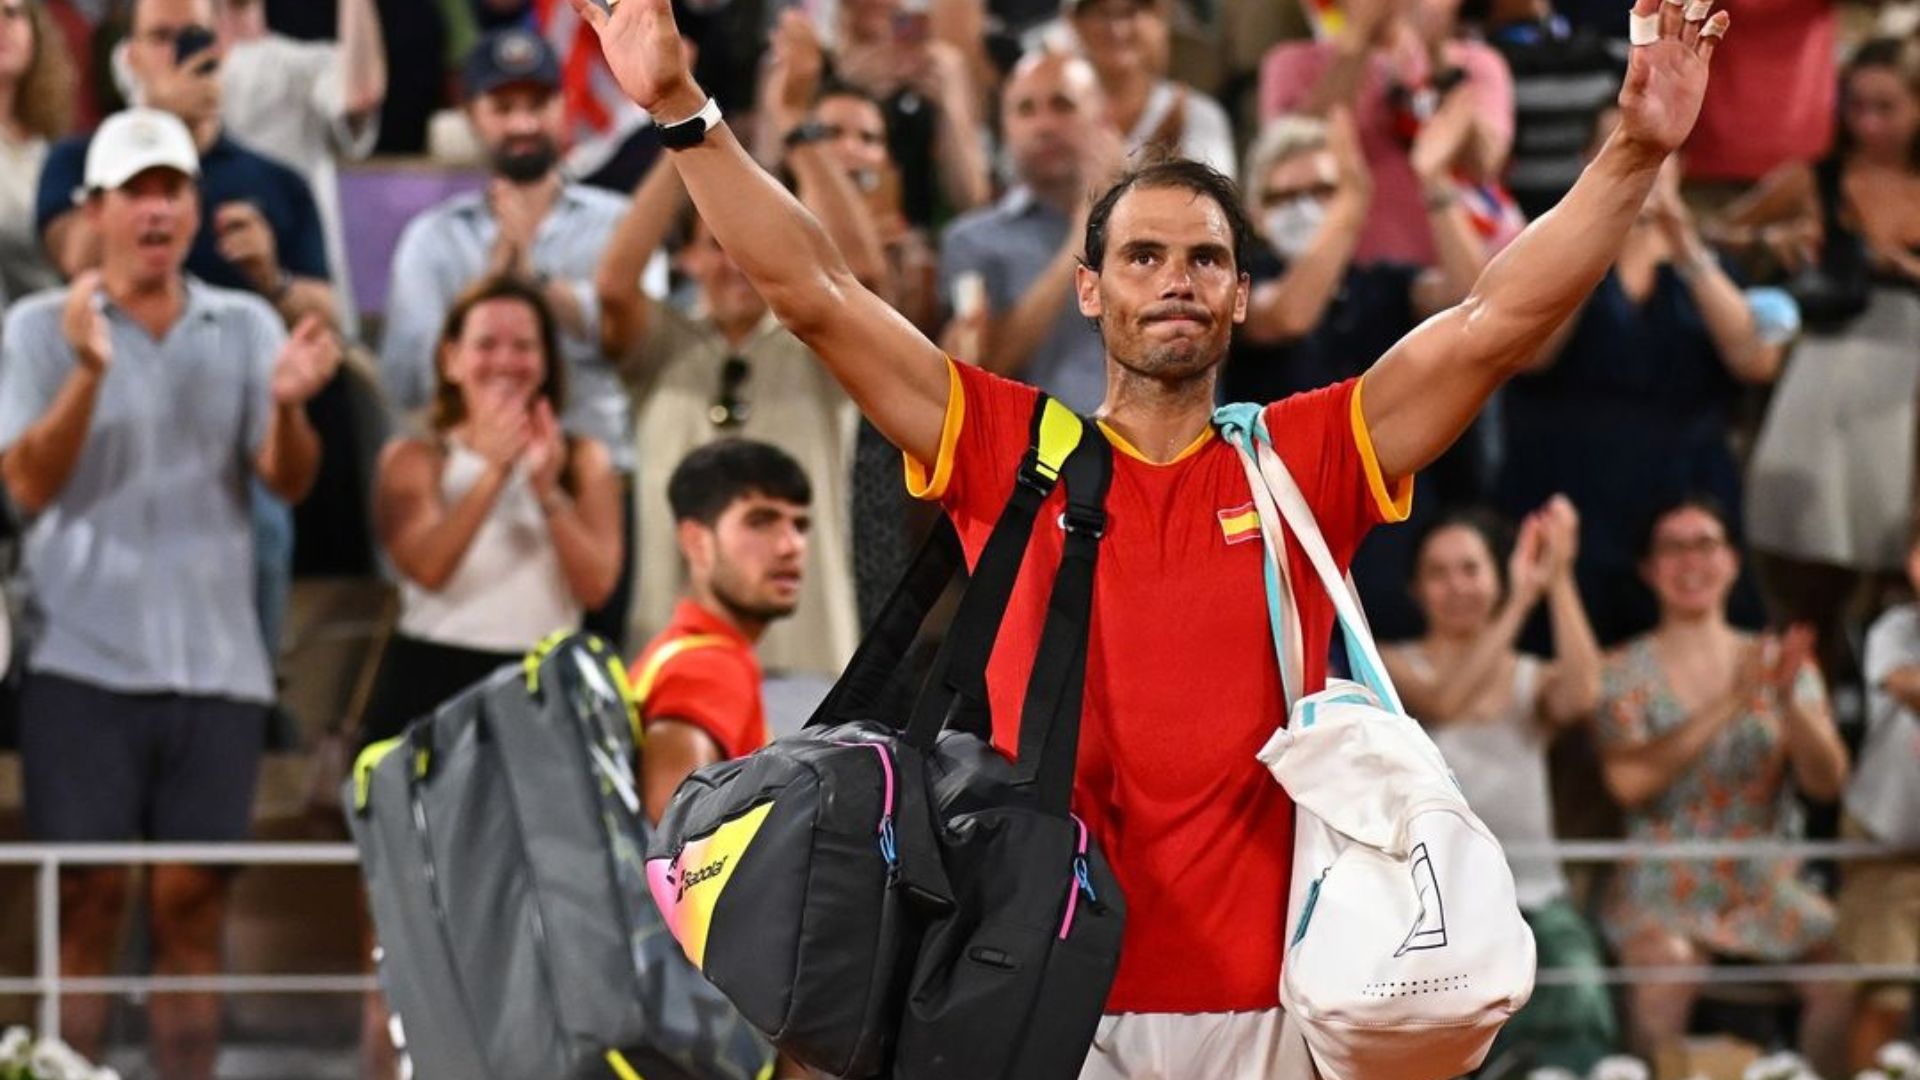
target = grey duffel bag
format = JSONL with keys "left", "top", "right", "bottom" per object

{"left": 346, "top": 632, "right": 773, "bottom": 1080}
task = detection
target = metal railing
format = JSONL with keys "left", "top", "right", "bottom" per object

{"left": 0, "top": 837, "right": 1915, "bottom": 1042}
{"left": 0, "top": 843, "right": 368, "bottom": 1042}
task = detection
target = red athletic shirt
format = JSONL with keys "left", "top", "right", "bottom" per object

{"left": 906, "top": 360, "right": 1412, "bottom": 1014}
{"left": 629, "top": 599, "right": 768, "bottom": 761}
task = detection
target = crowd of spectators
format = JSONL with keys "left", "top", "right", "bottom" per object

{"left": 0, "top": 0, "right": 1916, "bottom": 1076}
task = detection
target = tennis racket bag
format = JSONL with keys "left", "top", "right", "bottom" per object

{"left": 346, "top": 633, "right": 772, "bottom": 1080}
{"left": 647, "top": 395, "right": 1124, "bottom": 1079}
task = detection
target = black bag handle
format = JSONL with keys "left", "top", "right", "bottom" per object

{"left": 805, "top": 523, "right": 965, "bottom": 729}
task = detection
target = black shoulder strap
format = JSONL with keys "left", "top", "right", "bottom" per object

{"left": 900, "top": 395, "right": 1086, "bottom": 749}
{"left": 1013, "top": 429, "right": 1112, "bottom": 819}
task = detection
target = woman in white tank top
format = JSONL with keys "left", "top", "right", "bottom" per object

{"left": 1381, "top": 497, "right": 1617, "bottom": 1074}
{"left": 359, "top": 275, "right": 625, "bottom": 751}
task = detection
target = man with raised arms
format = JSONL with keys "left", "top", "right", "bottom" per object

{"left": 568, "top": 0, "right": 1729, "bottom": 1073}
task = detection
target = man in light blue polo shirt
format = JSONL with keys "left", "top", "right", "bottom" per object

{"left": 380, "top": 27, "right": 649, "bottom": 646}
{"left": 0, "top": 108, "right": 338, "bottom": 1079}
{"left": 937, "top": 52, "right": 1118, "bottom": 413}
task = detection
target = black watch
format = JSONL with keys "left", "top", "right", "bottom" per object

{"left": 783, "top": 120, "right": 834, "bottom": 150}
{"left": 657, "top": 97, "right": 724, "bottom": 151}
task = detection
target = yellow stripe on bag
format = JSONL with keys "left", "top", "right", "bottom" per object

{"left": 672, "top": 801, "right": 775, "bottom": 969}
{"left": 350, "top": 737, "right": 406, "bottom": 811}
{"left": 1034, "top": 398, "right": 1085, "bottom": 481}
{"left": 605, "top": 1049, "right": 644, "bottom": 1080}
{"left": 522, "top": 628, "right": 576, "bottom": 692}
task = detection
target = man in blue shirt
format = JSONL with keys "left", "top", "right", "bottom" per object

{"left": 0, "top": 108, "right": 338, "bottom": 1080}
{"left": 34, "top": 0, "right": 336, "bottom": 330}
{"left": 938, "top": 53, "right": 1120, "bottom": 413}
{"left": 382, "top": 27, "right": 641, "bottom": 645}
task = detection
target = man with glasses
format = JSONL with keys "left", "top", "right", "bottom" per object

{"left": 34, "top": 0, "right": 336, "bottom": 330}
{"left": 596, "top": 160, "right": 859, "bottom": 680}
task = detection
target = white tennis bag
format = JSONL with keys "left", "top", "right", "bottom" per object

{"left": 1218, "top": 406, "right": 1536, "bottom": 1080}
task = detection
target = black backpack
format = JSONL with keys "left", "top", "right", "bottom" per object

{"left": 645, "top": 395, "right": 1124, "bottom": 1079}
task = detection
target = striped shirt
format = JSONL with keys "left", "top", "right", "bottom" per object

{"left": 1489, "top": 17, "right": 1627, "bottom": 221}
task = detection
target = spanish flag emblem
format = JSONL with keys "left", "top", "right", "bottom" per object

{"left": 1218, "top": 502, "right": 1260, "bottom": 545}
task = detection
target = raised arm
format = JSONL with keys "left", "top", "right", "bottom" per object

{"left": 1533, "top": 497, "right": 1603, "bottom": 726}
{"left": 339, "top": 0, "right": 389, "bottom": 120}
{"left": 1242, "top": 109, "right": 1370, "bottom": 344}
{"left": 595, "top": 155, "right": 687, "bottom": 362}
{"left": 569, "top": 0, "right": 950, "bottom": 465}
{"left": 1362, "top": 0, "right": 1729, "bottom": 480}
{"left": 254, "top": 317, "right": 339, "bottom": 503}
{"left": 1, "top": 280, "right": 111, "bottom": 515}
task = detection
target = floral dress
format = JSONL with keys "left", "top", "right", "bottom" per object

{"left": 1594, "top": 636, "right": 1837, "bottom": 960}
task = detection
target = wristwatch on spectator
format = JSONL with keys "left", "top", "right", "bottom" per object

{"left": 658, "top": 97, "right": 724, "bottom": 151}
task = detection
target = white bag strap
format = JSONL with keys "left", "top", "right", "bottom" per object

{"left": 1217, "top": 406, "right": 1405, "bottom": 716}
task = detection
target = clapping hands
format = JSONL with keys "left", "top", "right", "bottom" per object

{"left": 1509, "top": 495, "right": 1581, "bottom": 603}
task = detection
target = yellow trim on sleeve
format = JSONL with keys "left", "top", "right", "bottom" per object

{"left": 632, "top": 634, "right": 729, "bottom": 709}
{"left": 1351, "top": 377, "right": 1414, "bottom": 524}
{"left": 903, "top": 358, "right": 966, "bottom": 501}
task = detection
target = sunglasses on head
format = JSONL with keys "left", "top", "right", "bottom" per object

{"left": 709, "top": 355, "right": 752, "bottom": 429}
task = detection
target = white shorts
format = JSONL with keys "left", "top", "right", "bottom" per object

{"left": 1078, "top": 1008, "right": 1322, "bottom": 1080}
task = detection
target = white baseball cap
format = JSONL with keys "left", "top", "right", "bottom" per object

{"left": 79, "top": 108, "right": 201, "bottom": 198}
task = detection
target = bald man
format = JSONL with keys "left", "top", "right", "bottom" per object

{"left": 936, "top": 53, "right": 1125, "bottom": 412}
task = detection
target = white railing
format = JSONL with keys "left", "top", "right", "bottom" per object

{"left": 0, "top": 838, "right": 1914, "bottom": 1042}
{"left": 0, "top": 843, "right": 368, "bottom": 1042}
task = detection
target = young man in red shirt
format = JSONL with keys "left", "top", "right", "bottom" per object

{"left": 575, "top": 0, "right": 1731, "bottom": 1071}
{"left": 631, "top": 439, "right": 812, "bottom": 823}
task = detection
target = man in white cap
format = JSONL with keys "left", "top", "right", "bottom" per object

{"left": 35, "top": 0, "right": 338, "bottom": 331}
{"left": 0, "top": 108, "right": 339, "bottom": 1079}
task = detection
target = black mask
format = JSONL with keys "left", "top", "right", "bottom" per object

{"left": 492, "top": 137, "right": 559, "bottom": 183}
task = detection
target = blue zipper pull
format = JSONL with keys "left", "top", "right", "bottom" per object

{"left": 1073, "top": 855, "right": 1095, "bottom": 902}
{"left": 879, "top": 816, "right": 898, "bottom": 871}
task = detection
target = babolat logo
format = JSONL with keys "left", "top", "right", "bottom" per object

{"left": 675, "top": 856, "right": 729, "bottom": 901}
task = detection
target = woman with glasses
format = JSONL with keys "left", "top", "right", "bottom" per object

{"left": 0, "top": 0, "right": 76, "bottom": 301}
{"left": 1595, "top": 497, "right": 1852, "bottom": 1076}
{"left": 361, "top": 274, "right": 623, "bottom": 749}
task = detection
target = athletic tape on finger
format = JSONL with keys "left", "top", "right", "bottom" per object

{"left": 1684, "top": 1, "right": 1713, "bottom": 20}
{"left": 1700, "top": 16, "right": 1727, "bottom": 36}
{"left": 1628, "top": 10, "right": 1660, "bottom": 44}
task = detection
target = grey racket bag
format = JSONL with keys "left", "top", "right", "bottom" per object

{"left": 346, "top": 632, "right": 773, "bottom": 1080}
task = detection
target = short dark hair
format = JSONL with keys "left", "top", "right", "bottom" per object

{"left": 1082, "top": 158, "right": 1256, "bottom": 275}
{"left": 667, "top": 439, "right": 813, "bottom": 526}
{"left": 1637, "top": 493, "right": 1734, "bottom": 561}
